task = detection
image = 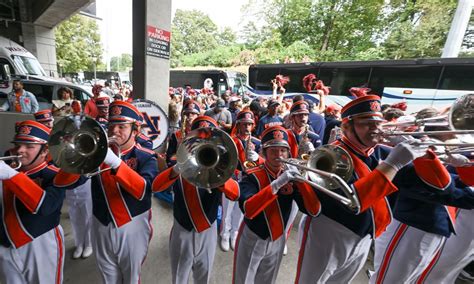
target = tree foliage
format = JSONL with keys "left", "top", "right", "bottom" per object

{"left": 110, "top": 53, "right": 132, "bottom": 71}
{"left": 170, "top": 0, "right": 466, "bottom": 67}
{"left": 55, "top": 15, "right": 102, "bottom": 73}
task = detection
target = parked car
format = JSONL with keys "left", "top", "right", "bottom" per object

{"left": 0, "top": 78, "right": 93, "bottom": 111}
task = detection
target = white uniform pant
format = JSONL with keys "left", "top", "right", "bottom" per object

{"left": 295, "top": 214, "right": 372, "bottom": 284}
{"left": 285, "top": 201, "right": 298, "bottom": 240}
{"left": 65, "top": 179, "right": 92, "bottom": 248}
{"left": 220, "top": 196, "right": 243, "bottom": 241}
{"left": 169, "top": 220, "right": 217, "bottom": 284}
{"left": 92, "top": 210, "right": 153, "bottom": 284}
{"left": 371, "top": 218, "right": 445, "bottom": 284}
{"left": 418, "top": 209, "right": 474, "bottom": 283}
{"left": 233, "top": 223, "right": 286, "bottom": 284}
{"left": 0, "top": 226, "right": 65, "bottom": 284}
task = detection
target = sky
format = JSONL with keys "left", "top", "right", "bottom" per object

{"left": 96, "top": 0, "right": 248, "bottom": 60}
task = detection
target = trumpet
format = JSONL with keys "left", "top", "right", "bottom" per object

{"left": 298, "top": 124, "right": 312, "bottom": 160}
{"left": 0, "top": 155, "right": 22, "bottom": 170}
{"left": 243, "top": 132, "right": 257, "bottom": 170}
{"left": 277, "top": 145, "right": 361, "bottom": 212}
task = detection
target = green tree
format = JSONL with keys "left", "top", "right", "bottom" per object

{"left": 110, "top": 53, "right": 132, "bottom": 71}
{"left": 55, "top": 15, "right": 102, "bottom": 73}
{"left": 383, "top": 0, "right": 458, "bottom": 59}
{"left": 171, "top": 9, "right": 219, "bottom": 56}
{"left": 217, "top": 27, "right": 237, "bottom": 46}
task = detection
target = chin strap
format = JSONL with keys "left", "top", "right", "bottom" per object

{"left": 350, "top": 120, "right": 368, "bottom": 148}
{"left": 24, "top": 144, "right": 46, "bottom": 167}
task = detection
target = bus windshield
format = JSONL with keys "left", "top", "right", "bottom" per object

{"left": 12, "top": 55, "right": 46, "bottom": 76}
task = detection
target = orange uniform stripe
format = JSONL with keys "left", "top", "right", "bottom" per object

{"left": 101, "top": 169, "right": 132, "bottom": 227}
{"left": 54, "top": 227, "right": 64, "bottom": 284}
{"left": 337, "top": 142, "right": 394, "bottom": 237}
{"left": 182, "top": 179, "right": 211, "bottom": 233}
{"left": 295, "top": 216, "right": 312, "bottom": 284}
{"left": 2, "top": 184, "right": 33, "bottom": 248}
{"left": 376, "top": 223, "right": 408, "bottom": 284}
{"left": 251, "top": 169, "right": 284, "bottom": 241}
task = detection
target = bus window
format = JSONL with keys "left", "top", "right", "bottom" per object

{"left": 439, "top": 66, "right": 474, "bottom": 91}
{"left": 317, "top": 68, "right": 335, "bottom": 87}
{"left": 22, "top": 83, "right": 53, "bottom": 110}
{"left": 330, "top": 68, "right": 371, "bottom": 96}
{"left": 369, "top": 66, "right": 442, "bottom": 94}
{"left": 279, "top": 66, "right": 318, "bottom": 93}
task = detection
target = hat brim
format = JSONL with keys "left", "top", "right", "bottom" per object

{"left": 291, "top": 110, "right": 309, "bottom": 115}
{"left": 263, "top": 139, "right": 290, "bottom": 149}
{"left": 237, "top": 119, "right": 254, "bottom": 124}
{"left": 343, "top": 113, "right": 384, "bottom": 123}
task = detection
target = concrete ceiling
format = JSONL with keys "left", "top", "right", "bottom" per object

{"left": 33, "top": 0, "right": 94, "bottom": 28}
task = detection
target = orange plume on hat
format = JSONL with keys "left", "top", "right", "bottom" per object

{"left": 391, "top": 101, "right": 407, "bottom": 111}
{"left": 274, "top": 74, "right": 290, "bottom": 87}
{"left": 303, "top": 74, "right": 317, "bottom": 92}
{"left": 349, "top": 87, "right": 372, "bottom": 98}
{"left": 303, "top": 74, "right": 330, "bottom": 95}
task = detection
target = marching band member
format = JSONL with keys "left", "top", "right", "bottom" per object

{"left": 233, "top": 125, "right": 321, "bottom": 284}
{"left": 371, "top": 134, "right": 474, "bottom": 283}
{"left": 62, "top": 98, "right": 111, "bottom": 260}
{"left": 220, "top": 110, "right": 263, "bottom": 252}
{"left": 0, "top": 120, "right": 83, "bottom": 283}
{"left": 255, "top": 99, "right": 283, "bottom": 138}
{"left": 166, "top": 100, "right": 201, "bottom": 167}
{"left": 33, "top": 109, "right": 55, "bottom": 128}
{"left": 152, "top": 115, "right": 239, "bottom": 284}
{"left": 89, "top": 101, "right": 158, "bottom": 283}
{"left": 286, "top": 100, "right": 321, "bottom": 158}
{"left": 295, "top": 94, "right": 428, "bottom": 283}
{"left": 95, "top": 96, "right": 110, "bottom": 129}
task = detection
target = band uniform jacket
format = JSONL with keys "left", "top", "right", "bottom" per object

{"left": 91, "top": 143, "right": 158, "bottom": 228}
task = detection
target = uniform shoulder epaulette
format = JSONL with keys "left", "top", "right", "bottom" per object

{"left": 138, "top": 132, "right": 149, "bottom": 139}
{"left": 251, "top": 137, "right": 261, "bottom": 142}
{"left": 46, "top": 164, "right": 60, "bottom": 173}
{"left": 136, "top": 144, "right": 157, "bottom": 155}
{"left": 246, "top": 164, "right": 264, "bottom": 175}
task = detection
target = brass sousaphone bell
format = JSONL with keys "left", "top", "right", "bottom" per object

{"left": 176, "top": 127, "right": 238, "bottom": 190}
{"left": 48, "top": 115, "right": 110, "bottom": 174}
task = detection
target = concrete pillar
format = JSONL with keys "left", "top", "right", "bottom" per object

{"left": 132, "top": 0, "right": 172, "bottom": 113}
{"left": 21, "top": 24, "right": 58, "bottom": 77}
{"left": 442, "top": 0, "right": 474, "bottom": 58}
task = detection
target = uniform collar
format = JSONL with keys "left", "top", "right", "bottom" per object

{"left": 264, "top": 161, "right": 282, "bottom": 179}
{"left": 341, "top": 136, "right": 375, "bottom": 157}
{"left": 121, "top": 142, "right": 136, "bottom": 156}
{"left": 23, "top": 161, "right": 48, "bottom": 175}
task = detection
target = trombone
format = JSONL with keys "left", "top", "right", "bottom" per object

{"left": 381, "top": 93, "right": 474, "bottom": 136}
{"left": 277, "top": 145, "right": 361, "bottom": 212}
{"left": 176, "top": 127, "right": 238, "bottom": 192}
{"left": 0, "top": 155, "right": 22, "bottom": 170}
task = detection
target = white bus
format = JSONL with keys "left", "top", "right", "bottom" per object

{"left": 248, "top": 58, "right": 474, "bottom": 114}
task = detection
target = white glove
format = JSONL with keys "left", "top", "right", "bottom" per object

{"left": 385, "top": 135, "right": 412, "bottom": 146}
{"left": 0, "top": 161, "right": 19, "bottom": 180}
{"left": 328, "top": 126, "right": 342, "bottom": 144}
{"left": 270, "top": 169, "right": 300, "bottom": 194}
{"left": 104, "top": 148, "right": 122, "bottom": 169}
{"left": 383, "top": 140, "right": 427, "bottom": 171}
{"left": 247, "top": 150, "right": 259, "bottom": 162}
{"left": 445, "top": 154, "right": 471, "bottom": 167}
